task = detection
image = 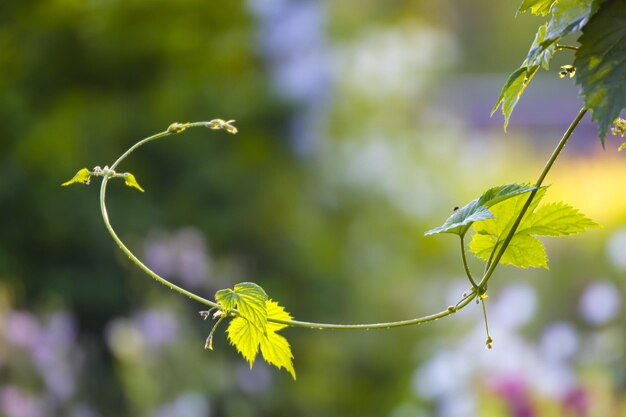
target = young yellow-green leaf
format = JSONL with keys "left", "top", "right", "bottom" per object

{"left": 124, "top": 173, "right": 145, "bottom": 192}
{"left": 215, "top": 288, "right": 238, "bottom": 313}
{"left": 520, "top": 201, "right": 599, "bottom": 235}
{"left": 469, "top": 189, "right": 598, "bottom": 269}
{"left": 425, "top": 184, "right": 536, "bottom": 237}
{"left": 215, "top": 282, "right": 268, "bottom": 328}
{"left": 225, "top": 298, "right": 295, "bottom": 378}
{"left": 260, "top": 331, "right": 296, "bottom": 380}
{"left": 62, "top": 168, "right": 91, "bottom": 186}
{"left": 266, "top": 299, "right": 292, "bottom": 332}
{"left": 518, "top": 0, "right": 557, "bottom": 15}
{"left": 470, "top": 233, "right": 548, "bottom": 268}
{"left": 227, "top": 317, "right": 262, "bottom": 367}
{"left": 232, "top": 282, "right": 268, "bottom": 328}
{"left": 473, "top": 188, "right": 548, "bottom": 238}
{"left": 492, "top": 66, "right": 539, "bottom": 131}
{"left": 619, "top": 142, "right": 626, "bottom": 151}
{"left": 574, "top": 0, "right": 626, "bottom": 142}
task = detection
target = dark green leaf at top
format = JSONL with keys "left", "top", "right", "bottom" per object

{"left": 525, "top": 23, "right": 557, "bottom": 69}
{"left": 425, "top": 184, "right": 536, "bottom": 237}
{"left": 523, "top": 0, "right": 594, "bottom": 69}
{"left": 574, "top": 0, "right": 626, "bottom": 142}
{"left": 543, "top": 0, "right": 594, "bottom": 44}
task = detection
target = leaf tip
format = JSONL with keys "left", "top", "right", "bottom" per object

{"left": 62, "top": 168, "right": 91, "bottom": 187}
{"left": 124, "top": 173, "right": 145, "bottom": 192}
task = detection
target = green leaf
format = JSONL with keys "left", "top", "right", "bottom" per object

{"left": 520, "top": 0, "right": 594, "bottom": 79}
{"left": 498, "top": 0, "right": 593, "bottom": 130}
{"left": 62, "top": 168, "right": 91, "bottom": 186}
{"left": 470, "top": 233, "right": 548, "bottom": 268}
{"left": 473, "top": 187, "right": 548, "bottom": 237}
{"left": 265, "top": 299, "right": 292, "bottom": 332}
{"left": 518, "top": 0, "right": 557, "bottom": 15}
{"left": 524, "top": 23, "right": 557, "bottom": 69}
{"left": 227, "top": 317, "right": 262, "bottom": 367}
{"left": 215, "top": 282, "right": 268, "bottom": 328}
{"left": 619, "top": 142, "right": 626, "bottom": 151}
{"left": 124, "top": 173, "right": 145, "bottom": 192}
{"left": 491, "top": 66, "right": 539, "bottom": 131}
{"left": 261, "top": 299, "right": 295, "bottom": 379}
{"left": 224, "top": 298, "right": 295, "bottom": 379}
{"left": 574, "top": 0, "right": 626, "bottom": 142}
{"left": 542, "top": 0, "right": 594, "bottom": 45}
{"left": 215, "top": 288, "right": 238, "bottom": 313}
{"left": 260, "top": 331, "right": 296, "bottom": 380}
{"left": 425, "top": 184, "right": 536, "bottom": 237}
{"left": 519, "top": 201, "right": 599, "bottom": 235}
{"left": 469, "top": 189, "right": 598, "bottom": 269}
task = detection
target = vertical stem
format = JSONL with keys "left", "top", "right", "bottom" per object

{"left": 478, "top": 107, "right": 587, "bottom": 289}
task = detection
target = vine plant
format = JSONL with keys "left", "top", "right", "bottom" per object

{"left": 63, "top": 0, "right": 625, "bottom": 380}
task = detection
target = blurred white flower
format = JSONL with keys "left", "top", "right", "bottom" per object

{"left": 490, "top": 283, "right": 537, "bottom": 330}
{"left": 540, "top": 322, "right": 579, "bottom": 361}
{"left": 579, "top": 281, "right": 621, "bottom": 325}
{"left": 606, "top": 228, "right": 626, "bottom": 269}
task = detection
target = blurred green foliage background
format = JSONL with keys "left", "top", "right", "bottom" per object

{"left": 1, "top": 0, "right": 625, "bottom": 416}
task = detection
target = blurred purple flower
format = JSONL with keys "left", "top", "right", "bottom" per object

{"left": 133, "top": 309, "right": 179, "bottom": 348}
{"left": 236, "top": 362, "right": 272, "bottom": 395}
{"left": 145, "top": 240, "right": 177, "bottom": 278}
{"left": 247, "top": 0, "right": 330, "bottom": 156}
{"left": 491, "top": 376, "right": 536, "bottom": 417}
{"left": 144, "top": 228, "right": 212, "bottom": 290}
{"left": 0, "top": 386, "right": 44, "bottom": 417}
{"left": 563, "top": 387, "right": 588, "bottom": 416}
{"left": 175, "top": 228, "right": 211, "bottom": 289}
{"left": 3, "top": 311, "right": 42, "bottom": 350}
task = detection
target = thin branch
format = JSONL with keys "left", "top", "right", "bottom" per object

{"left": 477, "top": 107, "right": 588, "bottom": 290}
{"left": 98, "top": 108, "right": 586, "bottom": 331}
{"left": 460, "top": 236, "right": 478, "bottom": 288}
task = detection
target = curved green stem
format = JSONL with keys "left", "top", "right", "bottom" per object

{"left": 100, "top": 166, "right": 220, "bottom": 309}
{"left": 98, "top": 107, "right": 585, "bottom": 332}
{"left": 267, "top": 293, "right": 476, "bottom": 329}
{"left": 477, "top": 107, "right": 587, "bottom": 290}
{"left": 460, "top": 236, "right": 478, "bottom": 288}
{"left": 98, "top": 121, "right": 477, "bottom": 331}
